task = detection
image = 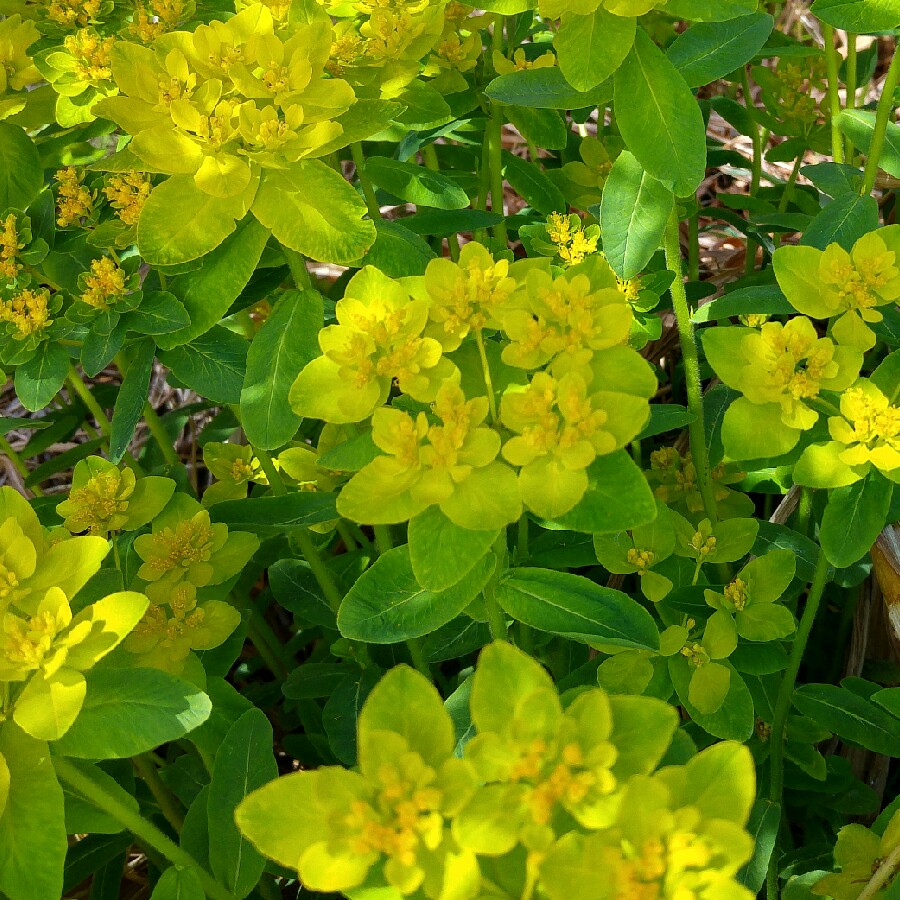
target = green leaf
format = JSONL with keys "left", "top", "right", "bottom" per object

{"left": 52, "top": 668, "right": 212, "bottom": 759}
{"left": 157, "top": 219, "right": 271, "bottom": 349}
{"left": 484, "top": 68, "right": 613, "bottom": 109}
{"left": 61, "top": 760, "right": 138, "bottom": 836}
{"left": 614, "top": 28, "right": 707, "bottom": 197}
{"left": 820, "top": 473, "right": 893, "bottom": 568}
{"left": 282, "top": 663, "right": 350, "bottom": 700}
{"left": 0, "top": 123, "right": 42, "bottom": 212}
{"left": 14, "top": 342, "right": 68, "bottom": 412}
{"left": 338, "top": 546, "right": 494, "bottom": 643}
{"left": 208, "top": 709, "right": 277, "bottom": 899}
{"left": 109, "top": 338, "right": 154, "bottom": 464}
{"left": 125, "top": 292, "right": 190, "bottom": 336}
{"left": 662, "top": 0, "right": 758, "bottom": 20}
{"left": 668, "top": 656, "right": 755, "bottom": 741}
{"left": 793, "top": 683, "right": 900, "bottom": 756}
{"left": 546, "top": 450, "right": 657, "bottom": 534}
{"left": 365, "top": 157, "right": 469, "bottom": 210}
{"left": 691, "top": 284, "right": 795, "bottom": 323}
{"left": 495, "top": 567, "right": 660, "bottom": 649}
{"left": 600, "top": 150, "right": 673, "bottom": 279}
{"left": 251, "top": 163, "right": 375, "bottom": 265}
{"left": 502, "top": 151, "right": 566, "bottom": 215}
{"left": 408, "top": 506, "right": 499, "bottom": 592}
{"left": 738, "top": 799, "right": 782, "bottom": 893}
{"left": 138, "top": 175, "right": 254, "bottom": 266}
{"left": 398, "top": 208, "right": 504, "bottom": 236}
{"left": 150, "top": 867, "right": 205, "bottom": 900}
{"left": 159, "top": 327, "right": 248, "bottom": 405}
{"left": 355, "top": 220, "right": 437, "bottom": 277}
{"left": 240, "top": 289, "right": 323, "bottom": 450}
{"left": 837, "top": 109, "right": 900, "bottom": 181}
{"left": 555, "top": 9, "right": 635, "bottom": 92}
{"left": 636, "top": 404, "right": 695, "bottom": 439}
{"left": 208, "top": 492, "right": 338, "bottom": 533}
{"left": 0, "top": 725, "right": 66, "bottom": 900}
{"left": 799, "top": 193, "right": 879, "bottom": 251}
{"left": 323, "top": 668, "right": 381, "bottom": 765}
{"left": 506, "top": 107, "right": 568, "bottom": 151}
{"left": 666, "top": 14, "right": 774, "bottom": 88}
{"left": 810, "top": 0, "right": 900, "bottom": 33}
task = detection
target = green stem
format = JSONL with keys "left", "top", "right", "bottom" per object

{"left": 0, "top": 435, "right": 42, "bottom": 496}
{"left": 846, "top": 34, "right": 858, "bottom": 162}
{"left": 67, "top": 364, "right": 112, "bottom": 438}
{"left": 664, "top": 208, "right": 717, "bottom": 524}
{"left": 374, "top": 524, "right": 393, "bottom": 555}
{"left": 351, "top": 142, "right": 382, "bottom": 219}
{"left": 740, "top": 67, "right": 762, "bottom": 274}
{"left": 143, "top": 402, "right": 180, "bottom": 467}
{"left": 132, "top": 753, "right": 184, "bottom": 832}
{"left": 861, "top": 39, "right": 900, "bottom": 195}
{"left": 54, "top": 758, "right": 238, "bottom": 900}
{"left": 483, "top": 535, "right": 509, "bottom": 642}
{"left": 487, "top": 111, "right": 507, "bottom": 245}
{"left": 516, "top": 516, "right": 529, "bottom": 565}
{"left": 823, "top": 24, "right": 846, "bottom": 163}
{"left": 422, "top": 143, "right": 440, "bottom": 171}
{"left": 281, "top": 245, "right": 312, "bottom": 289}
{"left": 777, "top": 154, "right": 804, "bottom": 214}
{"left": 474, "top": 330, "right": 498, "bottom": 424}
{"left": 247, "top": 612, "right": 291, "bottom": 680}
{"left": 765, "top": 548, "right": 830, "bottom": 900}
{"left": 406, "top": 637, "right": 432, "bottom": 680}
{"left": 293, "top": 527, "right": 344, "bottom": 613}
{"left": 336, "top": 520, "right": 358, "bottom": 551}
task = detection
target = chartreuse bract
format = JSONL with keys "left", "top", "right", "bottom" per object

{"left": 0, "top": 0, "right": 899, "bottom": 899}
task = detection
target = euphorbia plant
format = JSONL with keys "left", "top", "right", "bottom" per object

{"left": 0, "top": 0, "right": 898, "bottom": 899}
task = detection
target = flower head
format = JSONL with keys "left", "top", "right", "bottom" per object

{"left": 55, "top": 167, "right": 96, "bottom": 227}
{"left": 102, "top": 171, "right": 153, "bottom": 226}
{"left": 0, "top": 287, "right": 55, "bottom": 341}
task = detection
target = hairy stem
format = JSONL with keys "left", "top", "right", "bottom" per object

{"left": 132, "top": 753, "right": 184, "bottom": 832}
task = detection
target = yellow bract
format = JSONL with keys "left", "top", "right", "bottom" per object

{"left": 102, "top": 171, "right": 153, "bottom": 226}
{"left": 57, "top": 466, "right": 135, "bottom": 535}
{"left": 55, "top": 167, "right": 96, "bottom": 227}
{"left": 0, "top": 214, "right": 24, "bottom": 281}
{"left": 828, "top": 380, "right": 900, "bottom": 476}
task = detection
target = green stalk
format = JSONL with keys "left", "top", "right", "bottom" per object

{"left": 474, "top": 330, "right": 498, "bottom": 423}
{"left": 860, "top": 40, "right": 900, "bottom": 195}
{"left": 823, "top": 24, "right": 845, "bottom": 163}
{"left": 740, "top": 67, "right": 763, "bottom": 274}
{"left": 66, "top": 364, "right": 112, "bottom": 438}
{"left": 293, "top": 527, "right": 344, "bottom": 614}
{"left": 663, "top": 208, "right": 718, "bottom": 524}
{"left": 281, "top": 245, "right": 312, "bottom": 289}
{"left": 858, "top": 839, "right": 900, "bottom": 900}
{"left": 483, "top": 534, "right": 509, "bottom": 642}
{"left": 374, "top": 524, "right": 393, "bottom": 556}
{"left": 54, "top": 758, "right": 238, "bottom": 900}
{"left": 765, "top": 548, "right": 831, "bottom": 900}
{"left": 143, "top": 402, "right": 180, "bottom": 467}
{"left": 846, "top": 34, "right": 858, "bottom": 163}
{"left": 487, "top": 110, "right": 507, "bottom": 245}
{"left": 351, "top": 142, "right": 382, "bottom": 219}
{"left": 406, "top": 637, "right": 432, "bottom": 680}
{"left": 132, "top": 753, "right": 184, "bottom": 831}
{"left": 0, "top": 435, "right": 42, "bottom": 496}
{"left": 687, "top": 213, "right": 700, "bottom": 282}
{"left": 777, "top": 154, "right": 804, "bottom": 214}
{"left": 246, "top": 613, "right": 291, "bottom": 680}
{"left": 516, "top": 516, "right": 529, "bottom": 565}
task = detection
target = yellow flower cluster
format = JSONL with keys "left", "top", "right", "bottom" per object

{"left": 128, "top": 0, "right": 192, "bottom": 42}
{"left": 55, "top": 167, "right": 95, "bottom": 227}
{"left": 79, "top": 257, "right": 128, "bottom": 309}
{"left": 546, "top": 212, "right": 600, "bottom": 266}
{"left": 0, "top": 288, "right": 53, "bottom": 340}
{"left": 0, "top": 214, "right": 24, "bottom": 281}
{"left": 47, "top": 0, "right": 104, "bottom": 28}
{"left": 57, "top": 467, "right": 135, "bottom": 535}
{"left": 102, "top": 171, "right": 153, "bottom": 225}
{"left": 62, "top": 28, "right": 114, "bottom": 84}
